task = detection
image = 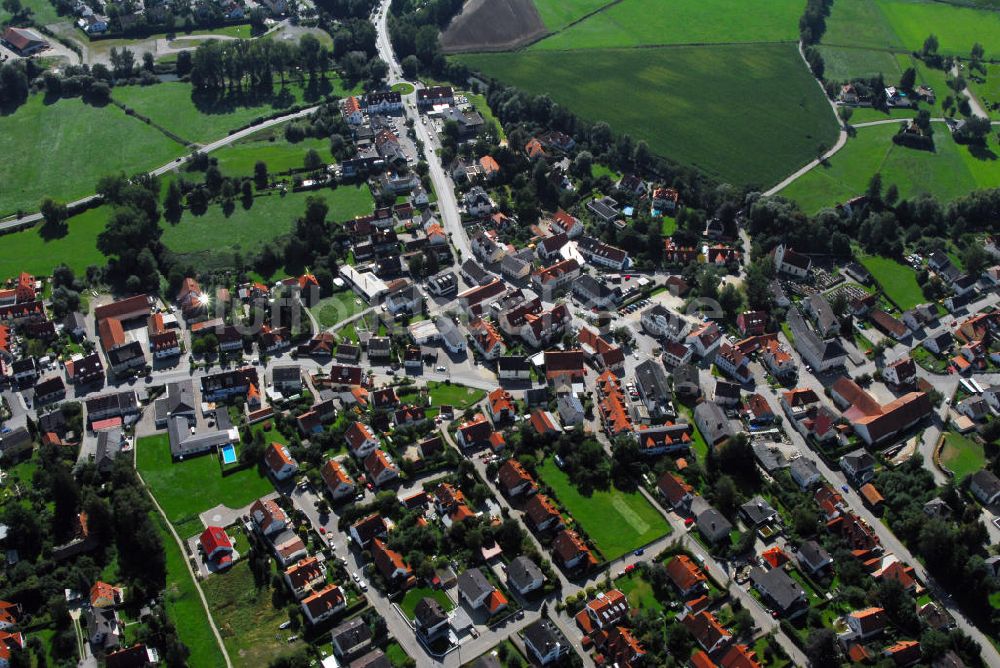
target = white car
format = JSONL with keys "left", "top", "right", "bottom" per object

{"left": 436, "top": 365, "right": 447, "bottom": 372}
{"left": 352, "top": 572, "right": 361, "bottom": 583}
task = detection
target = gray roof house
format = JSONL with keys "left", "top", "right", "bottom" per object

{"left": 696, "top": 505, "right": 733, "bottom": 544}
{"left": 331, "top": 617, "right": 372, "bottom": 658}
{"left": 789, "top": 457, "right": 822, "bottom": 489}
{"left": 456, "top": 568, "right": 494, "bottom": 609}
{"left": 95, "top": 428, "right": 125, "bottom": 473}
{"left": 750, "top": 566, "right": 807, "bottom": 617}
{"left": 693, "top": 401, "right": 734, "bottom": 446}
{"left": 507, "top": 555, "right": 545, "bottom": 595}
{"left": 556, "top": 395, "right": 585, "bottom": 427}
{"left": 740, "top": 496, "right": 778, "bottom": 527}
{"left": 796, "top": 540, "right": 833, "bottom": 575}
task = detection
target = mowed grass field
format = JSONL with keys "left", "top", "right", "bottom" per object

{"left": 0, "top": 207, "right": 107, "bottom": 280}
{"left": 531, "top": 0, "right": 613, "bottom": 32}
{"left": 160, "top": 185, "right": 373, "bottom": 266}
{"left": 940, "top": 431, "right": 986, "bottom": 481}
{"left": 112, "top": 77, "right": 359, "bottom": 144}
{"left": 531, "top": 0, "right": 802, "bottom": 50}
{"left": 538, "top": 458, "right": 669, "bottom": 561}
{"left": 137, "top": 434, "right": 276, "bottom": 539}
{"left": 460, "top": 44, "right": 838, "bottom": 187}
{"left": 858, "top": 254, "right": 925, "bottom": 309}
{"left": 0, "top": 96, "right": 184, "bottom": 216}
{"left": 969, "top": 63, "right": 1000, "bottom": 120}
{"left": 212, "top": 134, "right": 334, "bottom": 177}
{"left": 779, "top": 124, "right": 1000, "bottom": 213}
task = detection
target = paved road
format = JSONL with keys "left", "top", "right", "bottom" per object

{"left": 373, "top": 2, "right": 473, "bottom": 264}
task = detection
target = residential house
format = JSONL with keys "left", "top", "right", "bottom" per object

{"left": 687, "top": 321, "right": 723, "bottom": 358}
{"left": 657, "top": 472, "right": 694, "bottom": 511}
{"left": 970, "top": 469, "right": 1000, "bottom": 505}
{"left": 571, "top": 274, "right": 621, "bottom": 310}
{"left": 787, "top": 308, "right": 847, "bottom": 372}
{"left": 349, "top": 513, "right": 388, "bottom": 548}
{"left": 641, "top": 304, "right": 689, "bottom": 341}
{"left": 532, "top": 258, "right": 582, "bottom": 294}
{"left": 578, "top": 326, "right": 625, "bottom": 373}
{"left": 840, "top": 451, "right": 877, "bottom": 485}
{"left": 522, "top": 619, "right": 568, "bottom": 666}
{"left": 372, "top": 538, "right": 413, "bottom": 588}
{"left": 284, "top": 557, "right": 325, "bottom": 600}
{"left": 345, "top": 422, "right": 379, "bottom": 458}
{"left": 331, "top": 618, "right": 373, "bottom": 659}
{"left": 696, "top": 506, "right": 733, "bottom": 544}
{"left": 663, "top": 341, "right": 694, "bottom": 369}
{"left": 524, "top": 493, "right": 562, "bottom": 532}
{"left": 498, "top": 356, "right": 531, "bottom": 381}
{"left": 796, "top": 540, "right": 833, "bottom": 575}
{"left": 498, "top": 459, "right": 536, "bottom": 497}
{"left": 264, "top": 443, "right": 298, "bottom": 481}
{"left": 550, "top": 209, "right": 584, "bottom": 238}
{"left": 715, "top": 342, "right": 751, "bottom": 382}
{"left": 673, "top": 363, "right": 701, "bottom": 399}
{"left": 456, "top": 414, "right": 494, "bottom": 449}
{"left": 694, "top": 402, "right": 734, "bottom": 446}
{"left": 666, "top": 555, "right": 707, "bottom": 597}
{"left": 749, "top": 567, "right": 806, "bottom": 618}
{"left": 737, "top": 311, "right": 768, "bottom": 337}
{"left": 870, "top": 309, "right": 908, "bottom": 340}
{"left": 364, "top": 449, "right": 399, "bottom": 488}
{"left": 464, "top": 187, "right": 494, "bottom": 217}
{"left": 456, "top": 568, "right": 499, "bottom": 610}
{"left": 250, "top": 498, "right": 288, "bottom": 537}
{"left": 634, "top": 359, "right": 675, "bottom": 418}
{"left": 199, "top": 526, "right": 234, "bottom": 569}
{"left": 586, "top": 196, "right": 620, "bottom": 224}
{"left": 682, "top": 611, "right": 732, "bottom": 654}
{"left": 805, "top": 294, "right": 840, "bottom": 337}
{"left": 846, "top": 607, "right": 887, "bottom": 640}
{"left": 458, "top": 260, "right": 493, "bottom": 288}
{"left": 577, "top": 236, "right": 629, "bottom": 270}
{"left": 883, "top": 357, "right": 916, "bottom": 387}
{"left": 552, "top": 529, "right": 594, "bottom": 569}
{"left": 507, "top": 555, "right": 545, "bottom": 596}
{"left": 301, "top": 584, "right": 345, "bottom": 625}
{"left": 413, "top": 597, "right": 450, "bottom": 639}
{"left": 321, "top": 459, "right": 356, "bottom": 501}
{"left": 585, "top": 589, "right": 629, "bottom": 630}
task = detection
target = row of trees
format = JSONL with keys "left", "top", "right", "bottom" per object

{"left": 190, "top": 34, "right": 335, "bottom": 89}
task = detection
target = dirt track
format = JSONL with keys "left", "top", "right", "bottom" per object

{"left": 440, "top": 0, "right": 548, "bottom": 53}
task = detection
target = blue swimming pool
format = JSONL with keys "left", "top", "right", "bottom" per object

{"left": 220, "top": 444, "right": 237, "bottom": 465}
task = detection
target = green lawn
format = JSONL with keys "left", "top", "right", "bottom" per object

{"left": 531, "top": 0, "right": 801, "bottom": 50}
{"left": 212, "top": 132, "right": 334, "bottom": 177}
{"left": 0, "top": 95, "right": 184, "bottom": 216}
{"left": 426, "top": 381, "right": 486, "bottom": 409}
{"left": 459, "top": 43, "right": 839, "bottom": 188}
{"left": 615, "top": 571, "right": 664, "bottom": 612}
{"left": 391, "top": 82, "right": 416, "bottom": 95}
{"left": 201, "top": 558, "right": 303, "bottom": 666}
{"left": 0, "top": 207, "right": 107, "bottom": 280}
{"left": 112, "top": 77, "right": 359, "bottom": 144}
{"left": 399, "top": 587, "right": 454, "bottom": 619}
{"left": 538, "top": 458, "right": 670, "bottom": 561}
{"left": 161, "top": 185, "right": 373, "bottom": 269}
{"left": 384, "top": 641, "right": 411, "bottom": 668}
{"left": 660, "top": 216, "right": 677, "bottom": 236}
{"left": 591, "top": 163, "right": 621, "bottom": 181}
{"left": 858, "top": 255, "right": 925, "bottom": 310}
{"left": 940, "top": 431, "right": 986, "bottom": 481}
{"left": 677, "top": 404, "right": 709, "bottom": 459}
{"left": 0, "top": 0, "right": 62, "bottom": 25}
{"left": 153, "top": 511, "right": 228, "bottom": 668}
{"left": 779, "top": 124, "right": 1000, "bottom": 214}
{"left": 312, "top": 291, "right": 370, "bottom": 329}
{"left": 137, "top": 434, "right": 276, "bottom": 539}
{"left": 531, "top": 0, "right": 614, "bottom": 32}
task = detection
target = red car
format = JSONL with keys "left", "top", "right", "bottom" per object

{"left": 624, "top": 564, "right": 636, "bottom": 573}
{"left": 684, "top": 517, "right": 695, "bottom": 527}
{"left": 319, "top": 527, "right": 326, "bottom": 534}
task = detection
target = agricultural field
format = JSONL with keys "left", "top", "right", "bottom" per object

{"left": 538, "top": 458, "right": 670, "bottom": 561}
{"left": 440, "top": 0, "right": 547, "bottom": 52}
{"left": 460, "top": 44, "right": 838, "bottom": 187}
{"left": 153, "top": 512, "right": 228, "bottom": 668}
{"left": 530, "top": 0, "right": 802, "bottom": 51}
{"left": 778, "top": 123, "right": 1000, "bottom": 213}
{"left": 0, "top": 95, "right": 184, "bottom": 217}
{"left": 821, "top": 0, "right": 1000, "bottom": 72}
{"left": 112, "top": 77, "right": 359, "bottom": 144}
{"left": 858, "top": 254, "right": 925, "bottom": 310}
{"left": 160, "top": 185, "right": 374, "bottom": 269}
{"left": 136, "top": 434, "right": 276, "bottom": 540}
{"left": 531, "top": 0, "right": 613, "bottom": 32}
{"left": 940, "top": 431, "right": 986, "bottom": 481}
